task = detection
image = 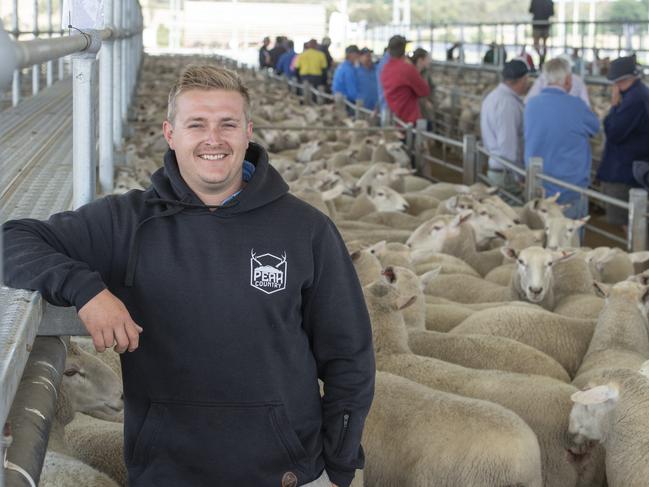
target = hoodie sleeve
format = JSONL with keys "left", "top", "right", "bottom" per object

{"left": 302, "top": 217, "right": 375, "bottom": 487}
{"left": 2, "top": 197, "right": 114, "bottom": 310}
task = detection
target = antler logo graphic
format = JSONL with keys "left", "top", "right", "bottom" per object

{"left": 250, "top": 249, "right": 288, "bottom": 295}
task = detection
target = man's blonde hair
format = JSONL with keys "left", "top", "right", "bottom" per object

{"left": 167, "top": 64, "right": 251, "bottom": 123}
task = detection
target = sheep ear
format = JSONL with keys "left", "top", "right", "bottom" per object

{"left": 419, "top": 267, "right": 441, "bottom": 289}
{"left": 553, "top": 250, "right": 577, "bottom": 264}
{"left": 639, "top": 360, "right": 649, "bottom": 379}
{"left": 593, "top": 281, "right": 610, "bottom": 298}
{"left": 546, "top": 192, "right": 561, "bottom": 203}
{"left": 574, "top": 216, "right": 590, "bottom": 229}
{"left": 494, "top": 231, "right": 507, "bottom": 241}
{"left": 532, "top": 198, "right": 541, "bottom": 210}
{"left": 445, "top": 195, "right": 458, "bottom": 210}
{"left": 350, "top": 250, "right": 362, "bottom": 262}
{"left": 570, "top": 385, "right": 619, "bottom": 405}
{"left": 500, "top": 247, "right": 519, "bottom": 260}
{"left": 486, "top": 186, "right": 499, "bottom": 195}
{"left": 629, "top": 251, "right": 649, "bottom": 264}
{"left": 641, "top": 286, "right": 649, "bottom": 305}
{"left": 369, "top": 241, "right": 387, "bottom": 255}
{"left": 452, "top": 210, "right": 472, "bottom": 227}
{"left": 321, "top": 185, "right": 344, "bottom": 201}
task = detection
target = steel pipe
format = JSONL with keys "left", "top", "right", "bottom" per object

{"left": 525, "top": 157, "right": 543, "bottom": 201}
{"left": 462, "top": 134, "right": 477, "bottom": 185}
{"left": 99, "top": 0, "right": 115, "bottom": 195}
{"left": 629, "top": 189, "right": 648, "bottom": 251}
{"left": 113, "top": 0, "right": 123, "bottom": 149}
{"left": 46, "top": 0, "right": 53, "bottom": 86}
{"left": 73, "top": 54, "right": 98, "bottom": 208}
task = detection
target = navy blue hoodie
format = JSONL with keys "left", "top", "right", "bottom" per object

{"left": 3, "top": 143, "right": 375, "bottom": 487}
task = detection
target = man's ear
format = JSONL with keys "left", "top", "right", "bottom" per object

{"left": 246, "top": 120, "right": 254, "bottom": 140}
{"left": 162, "top": 120, "right": 174, "bottom": 150}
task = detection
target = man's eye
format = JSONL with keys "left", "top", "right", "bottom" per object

{"left": 188, "top": 124, "right": 202, "bottom": 128}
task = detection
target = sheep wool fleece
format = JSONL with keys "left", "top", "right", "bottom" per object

{"left": 2, "top": 142, "right": 375, "bottom": 487}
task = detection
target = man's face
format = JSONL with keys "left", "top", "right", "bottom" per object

{"left": 348, "top": 52, "right": 360, "bottom": 64}
{"left": 162, "top": 89, "right": 253, "bottom": 199}
{"left": 360, "top": 53, "right": 372, "bottom": 67}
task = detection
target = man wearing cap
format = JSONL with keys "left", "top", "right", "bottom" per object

{"left": 356, "top": 48, "right": 378, "bottom": 111}
{"left": 332, "top": 45, "right": 361, "bottom": 105}
{"left": 526, "top": 55, "right": 590, "bottom": 107}
{"left": 380, "top": 35, "right": 430, "bottom": 124}
{"left": 480, "top": 59, "right": 530, "bottom": 195}
{"left": 524, "top": 57, "right": 600, "bottom": 219}
{"left": 295, "top": 39, "right": 328, "bottom": 89}
{"left": 597, "top": 55, "right": 649, "bottom": 228}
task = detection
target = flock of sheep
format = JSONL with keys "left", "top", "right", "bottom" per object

{"left": 35, "top": 54, "right": 649, "bottom": 487}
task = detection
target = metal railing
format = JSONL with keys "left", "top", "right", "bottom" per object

{"left": 235, "top": 57, "right": 647, "bottom": 254}
{"left": 0, "top": 1, "right": 143, "bottom": 483}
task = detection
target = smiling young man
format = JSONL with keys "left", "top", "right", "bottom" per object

{"left": 2, "top": 65, "right": 375, "bottom": 487}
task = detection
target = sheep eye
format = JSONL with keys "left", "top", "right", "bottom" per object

{"left": 568, "top": 229, "right": 574, "bottom": 233}
{"left": 64, "top": 368, "right": 81, "bottom": 377}
{"left": 377, "top": 192, "right": 384, "bottom": 197}
{"left": 517, "top": 259, "right": 524, "bottom": 265}
{"left": 378, "top": 171, "right": 386, "bottom": 176}
{"left": 479, "top": 211, "right": 487, "bottom": 216}
{"left": 540, "top": 209, "right": 547, "bottom": 213}
{"left": 547, "top": 262, "right": 553, "bottom": 267}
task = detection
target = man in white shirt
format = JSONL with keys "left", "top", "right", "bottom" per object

{"left": 526, "top": 55, "right": 590, "bottom": 107}
{"left": 480, "top": 59, "right": 530, "bottom": 195}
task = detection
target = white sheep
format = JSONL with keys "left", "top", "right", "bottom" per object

{"left": 585, "top": 247, "right": 649, "bottom": 283}
{"left": 364, "top": 371, "right": 544, "bottom": 487}
{"left": 572, "top": 280, "right": 649, "bottom": 389}
{"left": 544, "top": 215, "right": 590, "bottom": 250}
{"left": 569, "top": 365, "right": 649, "bottom": 487}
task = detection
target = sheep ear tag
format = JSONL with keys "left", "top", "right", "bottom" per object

{"left": 570, "top": 385, "right": 618, "bottom": 405}
{"left": 250, "top": 249, "right": 288, "bottom": 295}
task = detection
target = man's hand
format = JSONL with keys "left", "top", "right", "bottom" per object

{"left": 78, "top": 289, "right": 143, "bottom": 353}
{"left": 611, "top": 84, "right": 621, "bottom": 107}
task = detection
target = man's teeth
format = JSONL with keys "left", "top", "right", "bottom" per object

{"left": 199, "top": 154, "right": 227, "bottom": 160}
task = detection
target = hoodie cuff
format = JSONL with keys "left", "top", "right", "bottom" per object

{"left": 66, "top": 271, "right": 107, "bottom": 311}
{"left": 326, "top": 467, "right": 355, "bottom": 487}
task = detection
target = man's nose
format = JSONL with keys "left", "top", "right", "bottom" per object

{"left": 205, "top": 127, "right": 223, "bottom": 144}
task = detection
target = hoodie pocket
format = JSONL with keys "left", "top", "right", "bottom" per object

{"left": 130, "top": 400, "right": 309, "bottom": 482}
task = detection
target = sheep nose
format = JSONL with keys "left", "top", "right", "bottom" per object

{"left": 529, "top": 286, "right": 543, "bottom": 295}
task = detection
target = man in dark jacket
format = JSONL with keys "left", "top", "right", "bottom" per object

{"left": 2, "top": 65, "right": 375, "bottom": 487}
{"left": 597, "top": 55, "right": 649, "bottom": 228}
{"left": 269, "top": 36, "right": 287, "bottom": 69}
{"left": 259, "top": 36, "right": 272, "bottom": 68}
{"left": 529, "top": 0, "right": 554, "bottom": 67}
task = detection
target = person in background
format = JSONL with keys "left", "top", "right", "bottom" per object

{"left": 268, "top": 36, "right": 287, "bottom": 69}
{"left": 519, "top": 45, "right": 536, "bottom": 72}
{"left": 376, "top": 48, "right": 390, "bottom": 115}
{"left": 480, "top": 60, "right": 529, "bottom": 195}
{"left": 446, "top": 42, "right": 462, "bottom": 62}
{"left": 275, "top": 40, "right": 297, "bottom": 78}
{"left": 259, "top": 37, "right": 271, "bottom": 69}
{"left": 356, "top": 48, "right": 378, "bottom": 111}
{"left": 410, "top": 47, "right": 435, "bottom": 121}
{"left": 570, "top": 48, "right": 584, "bottom": 75}
{"left": 526, "top": 55, "right": 591, "bottom": 107}
{"left": 380, "top": 35, "right": 430, "bottom": 125}
{"left": 483, "top": 42, "right": 507, "bottom": 65}
{"left": 332, "top": 45, "right": 361, "bottom": 104}
{"left": 529, "top": 0, "right": 554, "bottom": 67}
{"left": 295, "top": 39, "right": 328, "bottom": 88}
{"left": 524, "top": 57, "right": 600, "bottom": 219}
{"left": 318, "top": 36, "right": 334, "bottom": 88}
{"left": 597, "top": 55, "right": 649, "bottom": 230}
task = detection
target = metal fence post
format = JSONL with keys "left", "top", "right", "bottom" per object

{"left": 12, "top": 0, "right": 20, "bottom": 106}
{"left": 113, "top": 0, "right": 123, "bottom": 151}
{"left": 302, "top": 80, "right": 311, "bottom": 105}
{"left": 72, "top": 32, "right": 101, "bottom": 208}
{"left": 628, "top": 188, "right": 648, "bottom": 251}
{"left": 525, "top": 157, "right": 543, "bottom": 201}
{"left": 99, "top": 0, "right": 115, "bottom": 194}
{"left": 354, "top": 98, "right": 363, "bottom": 120}
{"left": 32, "top": 0, "right": 40, "bottom": 96}
{"left": 405, "top": 122, "right": 414, "bottom": 153}
{"left": 462, "top": 134, "right": 477, "bottom": 185}
{"left": 316, "top": 85, "right": 325, "bottom": 105}
{"left": 414, "top": 118, "right": 427, "bottom": 174}
{"left": 46, "top": 0, "right": 53, "bottom": 86}
{"left": 380, "top": 106, "right": 392, "bottom": 127}
{"left": 334, "top": 92, "right": 345, "bottom": 112}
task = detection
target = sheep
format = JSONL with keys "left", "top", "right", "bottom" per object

{"left": 343, "top": 186, "right": 409, "bottom": 219}
{"left": 553, "top": 293, "right": 604, "bottom": 320}
{"left": 355, "top": 163, "right": 414, "bottom": 192}
{"left": 451, "top": 306, "right": 595, "bottom": 378}
{"left": 364, "top": 275, "right": 605, "bottom": 487}
{"left": 414, "top": 253, "right": 481, "bottom": 277}
{"left": 365, "top": 241, "right": 414, "bottom": 271}
{"left": 585, "top": 247, "right": 649, "bottom": 283}
{"left": 41, "top": 343, "right": 124, "bottom": 487}
{"left": 569, "top": 366, "right": 649, "bottom": 487}
{"left": 383, "top": 266, "right": 569, "bottom": 381}
{"left": 364, "top": 371, "right": 544, "bottom": 487}
{"left": 544, "top": 215, "right": 590, "bottom": 250}
{"left": 572, "top": 280, "right": 649, "bottom": 389}
{"left": 422, "top": 247, "right": 575, "bottom": 310}
{"left": 350, "top": 247, "right": 382, "bottom": 286}
{"left": 516, "top": 193, "right": 565, "bottom": 229}
{"left": 359, "top": 210, "right": 425, "bottom": 231}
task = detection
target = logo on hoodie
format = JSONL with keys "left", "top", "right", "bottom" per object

{"left": 250, "top": 249, "right": 287, "bottom": 294}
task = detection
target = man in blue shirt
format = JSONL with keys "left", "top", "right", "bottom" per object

{"left": 332, "top": 45, "right": 360, "bottom": 104}
{"left": 356, "top": 48, "right": 378, "bottom": 111}
{"left": 597, "top": 55, "right": 649, "bottom": 228}
{"left": 275, "top": 40, "right": 296, "bottom": 78}
{"left": 376, "top": 49, "right": 390, "bottom": 113}
{"left": 524, "top": 57, "right": 600, "bottom": 219}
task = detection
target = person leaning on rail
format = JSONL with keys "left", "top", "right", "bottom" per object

{"left": 2, "top": 64, "right": 375, "bottom": 487}
{"left": 597, "top": 54, "right": 649, "bottom": 232}
{"left": 480, "top": 59, "right": 529, "bottom": 197}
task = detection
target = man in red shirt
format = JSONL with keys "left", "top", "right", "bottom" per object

{"left": 380, "top": 35, "right": 430, "bottom": 124}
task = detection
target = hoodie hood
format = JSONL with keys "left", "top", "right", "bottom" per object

{"left": 150, "top": 141, "right": 289, "bottom": 215}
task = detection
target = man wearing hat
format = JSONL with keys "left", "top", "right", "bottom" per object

{"left": 332, "top": 45, "right": 361, "bottom": 105}
{"left": 380, "top": 35, "right": 430, "bottom": 124}
{"left": 480, "top": 59, "right": 530, "bottom": 195}
{"left": 597, "top": 55, "right": 649, "bottom": 229}
{"left": 524, "top": 57, "right": 600, "bottom": 219}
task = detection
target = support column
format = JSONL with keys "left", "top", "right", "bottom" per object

{"left": 99, "top": 0, "right": 115, "bottom": 194}
{"left": 525, "top": 157, "right": 543, "bottom": 201}
{"left": 113, "top": 0, "right": 123, "bottom": 150}
{"left": 628, "top": 188, "right": 648, "bottom": 252}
